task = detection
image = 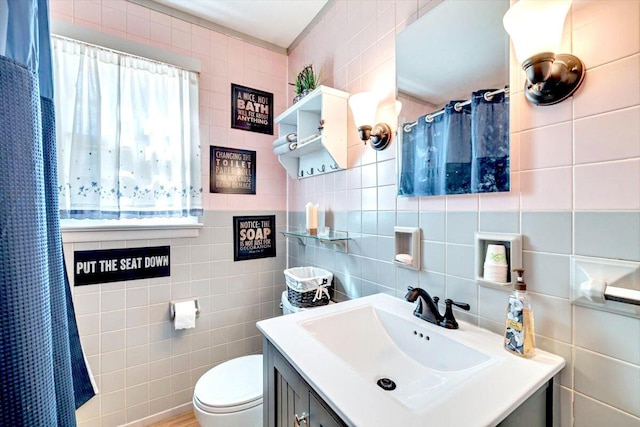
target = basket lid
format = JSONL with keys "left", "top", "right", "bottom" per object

{"left": 284, "top": 266, "right": 332, "bottom": 280}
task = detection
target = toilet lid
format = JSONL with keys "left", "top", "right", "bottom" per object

{"left": 194, "top": 355, "right": 263, "bottom": 412}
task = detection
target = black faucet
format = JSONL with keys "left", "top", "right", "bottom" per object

{"left": 405, "top": 286, "right": 470, "bottom": 329}
{"left": 405, "top": 286, "right": 443, "bottom": 325}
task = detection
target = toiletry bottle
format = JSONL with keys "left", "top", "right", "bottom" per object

{"left": 504, "top": 268, "right": 535, "bottom": 358}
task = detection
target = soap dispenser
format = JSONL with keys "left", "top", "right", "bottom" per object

{"left": 504, "top": 268, "right": 535, "bottom": 358}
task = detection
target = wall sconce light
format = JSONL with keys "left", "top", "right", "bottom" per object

{"left": 348, "top": 92, "right": 391, "bottom": 151}
{"left": 503, "top": 0, "right": 585, "bottom": 105}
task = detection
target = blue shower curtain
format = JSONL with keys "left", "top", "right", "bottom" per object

{"left": 0, "top": 1, "right": 95, "bottom": 425}
{"left": 440, "top": 101, "right": 472, "bottom": 195}
{"left": 398, "top": 110, "right": 447, "bottom": 197}
{"left": 398, "top": 89, "right": 509, "bottom": 197}
{"left": 471, "top": 89, "right": 510, "bottom": 192}
{"left": 398, "top": 120, "right": 419, "bottom": 196}
{"left": 399, "top": 102, "right": 469, "bottom": 197}
{"left": 420, "top": 111, "right": 446, "bottom": 196}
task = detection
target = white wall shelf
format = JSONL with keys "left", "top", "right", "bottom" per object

{"left": 475, "top": 232, "right": 522, "bottom": 291}
{"left": 275, "top": 86, "right": 349, "bottom": 179}
{"left": 393, "top": 227, "right": 421, "bottom": 270}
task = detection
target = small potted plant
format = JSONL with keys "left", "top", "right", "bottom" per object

{"left": 292, "top": 64, "right": 319, "bottom": 103}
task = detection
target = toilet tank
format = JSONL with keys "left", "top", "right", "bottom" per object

{"left": 281, "top": 291, "right": 300, "bottom": 315}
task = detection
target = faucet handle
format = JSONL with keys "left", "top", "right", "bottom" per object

{"left": 447, "top": 299, "right": 470, "bottom": 311}
{"left": 440, "top": 299, "right": 471, "bottom": 329}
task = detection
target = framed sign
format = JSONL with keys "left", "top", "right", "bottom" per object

{"left": 231, "top": 83, "right": 273, "bottom": 135}
{"left": 210, "top": 146, "right": 256, "bottom": 194}
{"left": 74, "top": 246, "right": 170, "bottom": 286}
{"left": 233, "top": 215, "right": 276, "bottom": 261}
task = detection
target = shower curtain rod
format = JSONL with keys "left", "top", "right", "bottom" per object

{"left": 403, "top": 87, "right": 509, "bottom": 132}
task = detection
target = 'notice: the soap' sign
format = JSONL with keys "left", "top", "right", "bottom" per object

{"left": 74, "top": 246, "right": 170, "bottom": 286}
{"left": 233, "top": 215, "right": 276, "bottom": 261}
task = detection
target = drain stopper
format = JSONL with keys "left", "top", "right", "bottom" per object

{"left": 376, "top": 377, "right": 397, "bottom": 391}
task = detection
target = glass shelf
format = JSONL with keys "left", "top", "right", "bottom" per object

{"left": 281, "top": 229, "right": 350, "bottom": 252}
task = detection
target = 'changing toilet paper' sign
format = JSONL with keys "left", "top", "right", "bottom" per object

{"left": 209, "top": 146, "right": 256, "bottom": 194}
{"left": 74, "top": 246, "right": 170, "bottom": 286}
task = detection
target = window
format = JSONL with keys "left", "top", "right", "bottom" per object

{"left": 52, "top": 36, "right": 202, "bottom": 224}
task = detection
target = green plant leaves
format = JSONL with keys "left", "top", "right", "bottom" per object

{"left": 294, "top": 64, "right": 319, "bottom": 94}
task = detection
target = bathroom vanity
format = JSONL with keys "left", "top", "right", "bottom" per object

{"left": 263, "top": 336, "right": 551, "bottom": 427}
{"left": 263, "top": 338, "right": 346, "bottom": 427}
{"left": 257, "top": 293, "right": 565, "bottom": 426}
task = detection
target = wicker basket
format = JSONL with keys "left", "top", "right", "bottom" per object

{"left": 284, "top": 267, "right": 333, "bottom": 308}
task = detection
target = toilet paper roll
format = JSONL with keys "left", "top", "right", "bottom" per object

{"left": 174, "top": 300, "right": 197, "bottom": 330}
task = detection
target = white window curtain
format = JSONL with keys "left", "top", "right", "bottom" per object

{"left": 52, "top": 36, "right": 202, "bottom": 219}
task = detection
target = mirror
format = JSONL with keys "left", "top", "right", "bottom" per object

{"left": 396, "top": 0, "right": 510, "bottom": 197}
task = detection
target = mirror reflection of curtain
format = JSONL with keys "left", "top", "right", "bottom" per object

{"left": 398, "top": 112, "right": 446, "bottom": 197}
{"left": 398, "top": 89, "right": 509, "bottom": 197}
{"left": 398, "top": 118, "right": 419, "bottom": 196}
{"left": 420, "top": 112, "right": 445, "bottom": 196}
{"left": 398, "top": 112, "right": 444, "bottom": 197}
{"left": 398, "top": 111, "right": 448, "bottom": 197}
{"left": 471, "top": 89, "right": 510, "bottom": 193}
{"left": 441, "top": 102, "right": 471, "bottom": 194}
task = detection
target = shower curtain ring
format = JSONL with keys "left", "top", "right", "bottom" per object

{"left": 404, "top": 121, "right": 418, "bottom": 132}
{"left": 484, "top": 92, "right": 495, "bottom": 102}
{"left": 454, "top": 102, "right": 463, "bottom": 112}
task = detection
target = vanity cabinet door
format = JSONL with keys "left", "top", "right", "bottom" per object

{"left": 264, "top": 338, "right": 347, "bottom": 427}
{"left": 273, "top": 350, "right": 309, "bottom": 427}
{"left": 308, "top": 392, "right": 345, "bottom": 427}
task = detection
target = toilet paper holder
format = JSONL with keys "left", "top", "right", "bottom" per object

{"left": 170, "top": 299, "right": 200, "bottom": 320}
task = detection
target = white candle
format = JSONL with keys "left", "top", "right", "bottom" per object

{"left": 305, "top": 202, "right": 318, "bottom": 235}
{"left": 312, "top": 203, "right": 319, "bottom": 228}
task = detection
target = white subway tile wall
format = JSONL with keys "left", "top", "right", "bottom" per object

{"left": 65, "top": 212, "right": 285, "bottom": 426}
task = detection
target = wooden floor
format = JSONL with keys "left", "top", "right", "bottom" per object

{"left": 148, "top": 411, "right": 199, "bottom": 427}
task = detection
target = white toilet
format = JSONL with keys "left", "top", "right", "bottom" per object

{"left": 193, "top": 354, "right": 263, "bottom": 427}
{"left": 193, "top": 291, "right": 332, "bottom": 426}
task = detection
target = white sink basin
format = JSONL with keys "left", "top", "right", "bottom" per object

{"left": 257, "top": 293, "right": 565, "bottom": 426}
{"left": 301, "top": 305, "right": 495, "bottom": 410}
